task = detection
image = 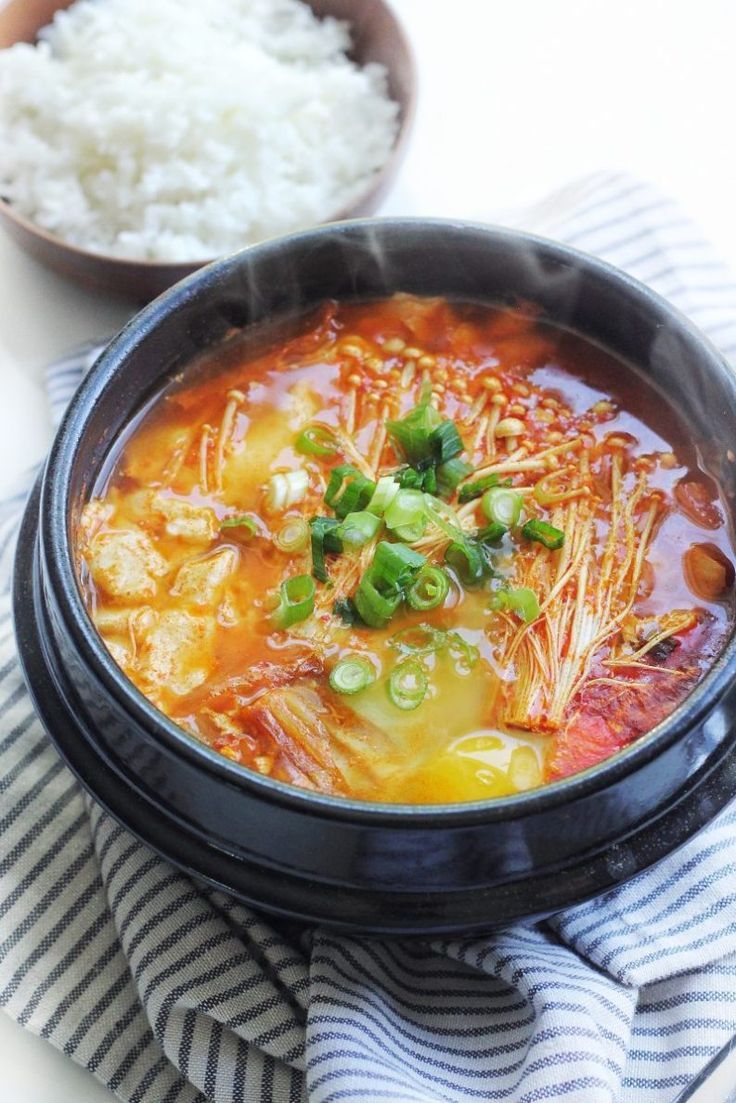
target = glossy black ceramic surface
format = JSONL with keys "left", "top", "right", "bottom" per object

{"left": 14, "top": 220, "right": 736, "bottom": 934}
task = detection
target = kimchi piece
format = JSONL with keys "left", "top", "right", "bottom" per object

{"left": 76, "top": 295, "right": 736, "bottom": 803}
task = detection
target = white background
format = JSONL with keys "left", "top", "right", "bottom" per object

{"left": 1, "top": 0, "right": 736, "bottom": 1098}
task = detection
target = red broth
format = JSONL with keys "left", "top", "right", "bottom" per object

{"left": 76, "top": 295, "right": 736, "bottom": 802}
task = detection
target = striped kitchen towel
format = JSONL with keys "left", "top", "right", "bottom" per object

{"left": 2, "top": 171, "right": 736, "bottom": 1103}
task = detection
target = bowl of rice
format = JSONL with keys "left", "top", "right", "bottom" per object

{"left": 0, "top": 0, "right": 415, "bottom": 299}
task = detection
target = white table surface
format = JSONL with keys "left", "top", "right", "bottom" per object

{"left": 2, "top": 0, "right": 736, "bottom": 1098}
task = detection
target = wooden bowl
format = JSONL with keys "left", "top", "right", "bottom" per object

{"left": 0, "top": 0, "right": 416, "bottom": 301}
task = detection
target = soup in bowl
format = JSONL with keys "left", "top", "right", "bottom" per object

{"left": 15, "top": 220, "right": 736, "bottom": 933}
{"left": 77, "top": 294, "right": 735, "bottom": 804}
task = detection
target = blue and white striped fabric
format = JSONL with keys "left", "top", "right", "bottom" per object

{"left": 3, "top": 171, "right": 736, "bottom": 1103}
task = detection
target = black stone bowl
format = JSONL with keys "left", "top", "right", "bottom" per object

{"left": 13, "top": 219, "right": 736, "bottom": 935}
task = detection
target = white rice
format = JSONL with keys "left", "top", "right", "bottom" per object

{"left": 0, "top": 0, "right": 400, "bottom": 261}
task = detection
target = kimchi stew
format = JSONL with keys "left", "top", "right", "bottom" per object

{"left": 76, "top": 295, "right": 736, "bottom": 802}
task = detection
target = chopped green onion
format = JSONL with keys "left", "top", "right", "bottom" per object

{"left": 437, "top": 457, "right": 474, "bottom": 499}
{"left": 388, "top": 625, "right": 478, "bottom": 676}
{"left": 385, "top": 488, "right": 427, "bottom": 542}
{"left": 367, "top": 475, "right": 400, "bottom": 516}
{"left": 337, "top": 510, "right": 382, "bottom": 549}
{"left": 333, "top": 597, "right": 359, "bottom": 626}
{"left": 457, "top": 474, "right": 511, "bottom": 503}
{"left": 329, "top": 657, "right": 375, "bottom": 695}
{"left": 490, "top": 586, "right": 540, "bottom": 622}
{"left": 407, "top": 566, "right": 450, "bottom": 611}
{"left": 295, "top": 424, "right": 339, "bottom": 457}
{"left": 386, "top": 397, "right": 442, "bottom": 467}
{"left": 445, "top": 538, "right": 487, "bottom": 587}
{"left": 426, "top": 498, "right": 494, "bottom": 587}
{"left": 388, "top": 623, "right": 447, "bottom": 655}
{"left": 325, "top": 465, "right": 376, "bottom": 519}
{"left": 354, "top": 542, "right": 426, "bottom": 628}
{"left": 354, "top": 569, "right": 402, "bottom": 628}
{"left": 522, "top": 518, "right": 565, "bottom": 550}
{"left": 397, "top": 466, "right": 451, "bottom": 495}
{"left": 372, "top": 540, "right": 426, "bottom": 591}
{"left": 509, "top": 588, "right": 541, "bottom": 622}
{"left": 309, "top": 517, "right": 343, "bottom": 582}
{"left": 482, "top": 486, "right": 523, "bottom": 528}
{"left": 387, "top": 659, "right": 428, "bottom": 711}
{"left": 270, "top": 574, "right": 315, "bottom": 629}
{"left": 274, "top": 517, "right": 310, "bottom": 553}
{"left": 422, "top": 466, "right": 438, "bottom": 496}
{"left": 476, "top": 522, "right": 507, "bottom": 545}
{"left": 387, "top": 401, "right": 467, "bottom": 494}
{"left": 264, "top": 469, "right": 309, "bottom": 513}
{"left": 429, "top": 420, "right": 464, "bottom": 463}
{"left": 447, "top": 632, "right": 480, "bottom": 674}
{"left": 458, "top": 473, "right": 500, "bottom": 503}
{"left": 423, "top": 495, "right": 466, "bottom": 541}
{"left": 489, "top": 591, "right": 508, "bottom": 614}
{"left": 220, "top": 515, "right": 257, "bottom": 540}
{"left": 398, "top": 467, "right": 425, "bottom": 489}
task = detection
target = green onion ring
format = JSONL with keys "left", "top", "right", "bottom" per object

{"left": 490, "top": 586, "right": 540, "bottom": 623}
{"left": 371, "top": 541, "right": 426, "bottom": 591}
{"left": 295, "top": 424, "right": 339, "bottom": 457}
{"left": 444, "top": 539, "right": 487, "bottom": 587}
{"left": 220, "top": 514, "right": 258, "bottom": 540}
{"left": 353, "top": 569, "right": 402, "bottom": 628}
{"left": 270, "top": 574, "right": 316, "bottom": 629}
{"left": 274, "top": 517, "right": 310, "bottom": 553}
{"left": 436, "top": 457, "right": 474, "bottom": 499}
{"left": 329, "top": 657, "right": 376, "bottom": 695}
{"left": 337, "top": 510, "right": 382, "bottom": 549}
{"left": 407, "top": 566, "right": 450, "bottom": 611}
{"left": 522, "top": 518, "right": 565, "bottom": 550}
{"left": 482, "top": 486, "right": 523, "bottom": 528}
{"left": 388, "top": 624, "right": 447, "bottom": 655}
{"left": 385, "top": 489, "right": 427, "bottom": 541}
{"left": 447, "top": 632, "right": 480, "bottom": 674}
{"left": 309, "top": 517, "right": 343, "bottom": 582}
{"left": 387, "top": 659, "right": 429, "bottom": 711}
{"left": 367, "top": 475, "right": 400, "bottom": 516}
{"left": 325, "top": 464, "right": 376, "bottom": 519}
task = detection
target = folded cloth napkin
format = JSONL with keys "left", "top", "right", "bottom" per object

{"left": 4, "top": 171, "right": 736, "bottom": 1103}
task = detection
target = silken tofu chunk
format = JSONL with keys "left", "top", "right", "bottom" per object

{"left": 170, "top": 547, "right": 238, "bottom": 606}
{"left": 78, "top": 499, "right": 114, "bottom": 545}
{"left": 93, "top": 607, "right": 154, "bottom": 670}
{"left": 221, "top": 383, "right": 318, "bottom": 497}
{"left": 88, "top": 528, "right": 168, "bottom": 602}
{"left": 137, "top": 609, "right": 214, "bottom": 696}
{"left": 152, "top": 495, "right": 219, "bottom": 545}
